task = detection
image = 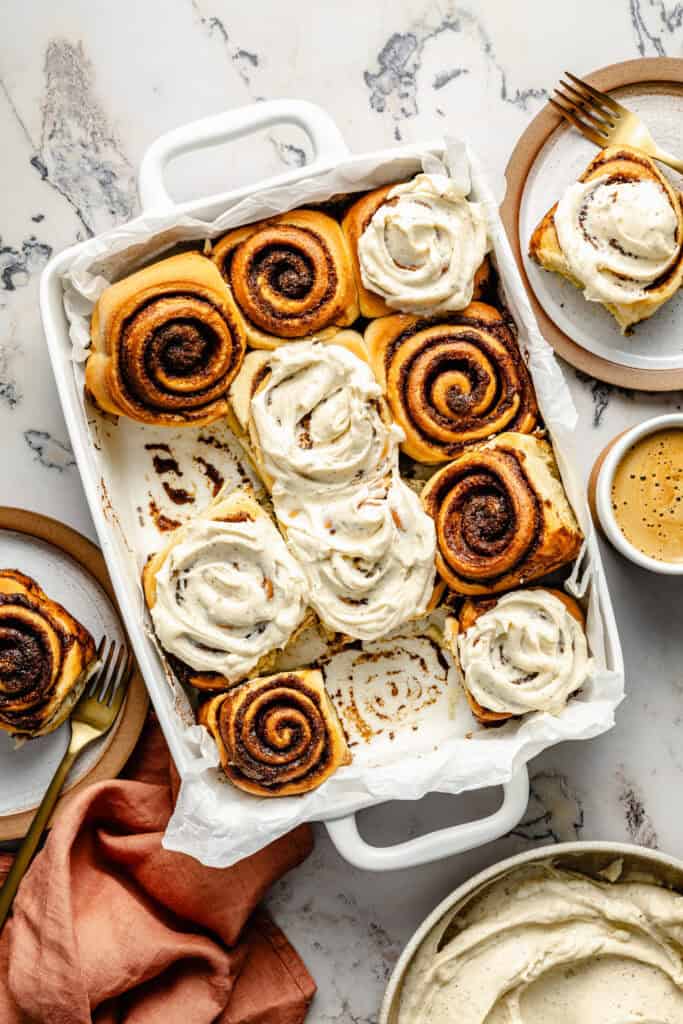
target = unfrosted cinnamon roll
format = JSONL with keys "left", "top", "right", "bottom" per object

{"left": 366, "top": 303, "right": 538, "bottom": 463}
{"left": 211, "top": 210, "right": 359, "bottom": 348}
{"left": 86, "top": 253, "right": 246, "bottom": 426}
{"left": 529, "top": 146, "right": 683, "bottom": 332}
{"left": 349, "top": 173, "right": 491, "bottom": 316}
{"left": 198, "top": 668, "right": 351, "bottom": 796}
{"left": 230, "top": 339, "right": 399, "bottom": 499}
{"left": 0, "top": 570, "right": 96, "bottom": 736}
{"left": 422, "top": 433, "right": 582, "bottom": 595}
{"left": 444, "top": 588, "right": 591, "bottom": 724}
{"left": 142, "top": 488, "right": 310, "bottom": 690}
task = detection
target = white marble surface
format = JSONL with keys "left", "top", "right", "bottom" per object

{"left": 2, "top": 1, "right": 683, "bottom": 1019}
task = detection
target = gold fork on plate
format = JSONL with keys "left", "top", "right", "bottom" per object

{"left": 0, "top": 638, "right": 133, "bottom": 928}
{"left": 551, "top": 71, "right": 683, "bottom": 173}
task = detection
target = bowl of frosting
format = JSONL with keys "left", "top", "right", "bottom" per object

{"left": 380, "top": 842, "right": 683, "bottom": 1024}
{"left": 593, "top": 413, "right": 683, "bottom": 574}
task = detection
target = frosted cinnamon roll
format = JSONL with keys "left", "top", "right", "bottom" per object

{"left": 199, "top": 668, "right": 351, "bottom": 796}
{"left": 353, "top": 173, "right": 491, "bottom": 316}
{"left": 530, "top": 146, "right": 683, "bottom": 331}
{"left": 142, "top": 488, "right": 309, "bottom": 690}
{"left": 445, "top": 588, "right": 591, "bottom": 724}
{"left": 86, "top": 253, "right": 246, "bottom": 426}
{"left": 422, "top": 432, "right": 582, "bottom": 595}
{"left": 211, "top": 210, "right": 359, "bottom": 348}
{"left": 279, "top": 476, "right": 437, "bottom": 641}
{"left": 232, "top": 340, "right": 400, "bottom": 499}
{"left": 0, "top": 570, "right": 96, "bottom": 737}
{"left": 366, "top": 303, "right": 538, "bottom": 463}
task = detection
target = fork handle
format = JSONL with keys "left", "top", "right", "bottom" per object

{"left": 651, "top": 147, "right": 683, "bottom": 174}
{"left": 0, "top": 744, "right": 78, "bottom": 929}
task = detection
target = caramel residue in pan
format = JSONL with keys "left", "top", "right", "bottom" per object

{"left": 148, "top": 497, "right": 181, "bottom": 533}
{"left": 194, "top": 455, "right": 225, "bottom": 497}
{"left": 162, "top": 482, "right": 195, "bottom": 505}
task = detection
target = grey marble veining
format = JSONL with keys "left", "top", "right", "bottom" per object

{"left": 1, "top": 2, "right": 683, "bottom": 1020}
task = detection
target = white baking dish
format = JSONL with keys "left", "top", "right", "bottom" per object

{"left": 39, "top": 100, "right": 623, "bottom": 870}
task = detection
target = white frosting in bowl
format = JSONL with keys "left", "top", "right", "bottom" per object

{"left": 398, "top": 862, "right": 683, "bottom": 1024}
{"left": 150, "top": 516, "right": 308, "bottom": 681}
{"left": 280, "top": 477, "right": 436, "bottom": 642}
{"left": 357, "top": 173, "right": 490, "bottom": 314}
{"left": 453, "top": 589, "right": 592, "bottom": 715}
{"left": 554, "top": 176, "right": 680, "bottom": 305}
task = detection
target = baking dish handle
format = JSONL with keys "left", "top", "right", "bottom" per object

{"left": 138, "top": 99, "right": 350, "bottom": 211}
{"left": 324, "top": 766, "right": 529, "bottom": 871}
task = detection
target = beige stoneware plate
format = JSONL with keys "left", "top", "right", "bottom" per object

{"left": 501, "top": 57, "right": 683, "bottom": 390}
{"left": 0, "top": 508, "right": 148, "bottom": 839}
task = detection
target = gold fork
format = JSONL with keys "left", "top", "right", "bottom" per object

{"left": 0, "top": 638, "right": 133, "bottom": 928}
{"left": 551, "top": 71, "right": 683, "bottom": 173}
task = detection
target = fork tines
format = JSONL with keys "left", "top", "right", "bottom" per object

{"left": 91, "top": 639, "right": 132, "bottom": 705}
{"left": 550, "top": 71, "right": 622, "bottom": 146}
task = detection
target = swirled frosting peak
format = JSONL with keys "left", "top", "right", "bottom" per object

{"left": 455, "top": 589, "right": 591, "bottom": 715}
{"left": 250, "top": 341, "right": 400, "bottom": 499}
{"left": 150, "top": 515, "right": 308, "bottom": 681}
{"left": 357, "top": 173, "right": 490, "bottom": 314}
{"left": 554, "top": 176, "right": 680, "bottom": 305}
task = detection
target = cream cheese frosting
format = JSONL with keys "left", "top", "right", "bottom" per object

{"left": 398, "top": 862, "right": 683, "bottom": 1024}
{"left": 357, "top": 172, "right": 490, "bottom": 314}
{"left": 150, "top": 515, "right": 308, "bottom": 681}
{"left": 280, "top": 476, "right": 436, "bottom": 641}
{"left": 554, "top": 176, "right": 680, "bottom": 306}
{"left": 450, "top": 589, "right": 591, "bottom": 716}
{"left": 249, "top": 341, "right": 400, "bottom": 499}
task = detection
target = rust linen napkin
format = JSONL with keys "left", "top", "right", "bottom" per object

{"left": 0, "top": 718, "right": 315, "bottom": 1023}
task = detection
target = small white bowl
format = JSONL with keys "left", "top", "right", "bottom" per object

{"left": 380, "top": 841, "right": 683, "bottom": 1024}
{"left": 595, "top": 412, "right": 683, "bottom": 575}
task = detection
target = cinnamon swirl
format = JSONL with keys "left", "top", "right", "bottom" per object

{"left": 198, "top": 668, "right": 351, "bottom": 797}
{"left": 422, "top": 432, "right": 582, "bottom": 595}
{"left": 530, "top": 146, "right": 683, "bottom": 331}
{"left": 211, "top": 210, "right": 359, "bottom": 348}
{"left": 350, "top": 173, "right": 491, "bottom": 316}
{"left": 0, "top": 570, "right": 96, "bottom": 737}
{"left": 366, "top": 302, "right": 538, "bottom": 463}
{"left": 445, "top": 588, "right": 591, "bottom": 724}
{"left": 86, "top": 253, "right": 246, "bottom": 426}
{"left": 142, "top": 488, "right": 310, "bottom": 690}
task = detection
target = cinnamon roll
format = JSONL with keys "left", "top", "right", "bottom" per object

{"left": 350, "top": 173, "right": 491, "bottom": 316}
{"left": 231, "top": 339, "right": 399, "bottom": 500}
{"left": 0, "top": 570, "right": 96, "bottom": 737}
{"left": 211, "top": 210, "right": 359, "bottom": 348}
{"left": 142, "top": 488, "right": 309, "bottom": 690}
{"left": 421, "top": 432, "right": 582, "bottom": 595}
{"left": 529, "top": 146, "right": 683, "bottom": 332}
{"left": 86, "top": 253, "right": 246, "bottom": 426}
{"left": 279, "top": 475, "right": 438, "bottom": 642}
{"left": 444, "top": 588, "right": 591, "bottom": 724}
{"left": 198, "top": 668, "right": 351, "bottom": 797}
{"left": 366, "top": 302, "right": 538, "bottom": 463}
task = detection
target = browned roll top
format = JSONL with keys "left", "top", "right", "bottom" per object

{"left": 367, "top": 303, "right": 538, "bottom": 464}
{"left": 0, "top": 571, "right": 96, "bottom": 735}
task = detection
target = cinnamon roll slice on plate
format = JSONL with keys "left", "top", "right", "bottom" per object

{"left": 444, "top": 588, "right": 592, "bottom": 724}
{"left": 422, "top": 432, "right": 582, "bottom": 595}
{"left": 198, "top": 668, "right": 351, "bottom": 797}
{"left": 345, "top": 173, "right": 491, "bottom": 318}
{"left": 142, "top": 487, "right": 310, "bottom": 690}
{"left": 211, "top": 210, "right": 359, "bottom": 348}
{"left": 86, "top": 253, "right": 246, "bottom": 426}
{"left": 366, "top": 302, "right": 538, "bottom": 463}
{"left": 0, "top": 570, "right": 97, "bottom": 737}
{"left": 529, "top": 145, "right": 683, "bottom": 332}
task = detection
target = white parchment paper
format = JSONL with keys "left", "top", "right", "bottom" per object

{"left": 57, "top": 140, "right": 624, "bottom": 867}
